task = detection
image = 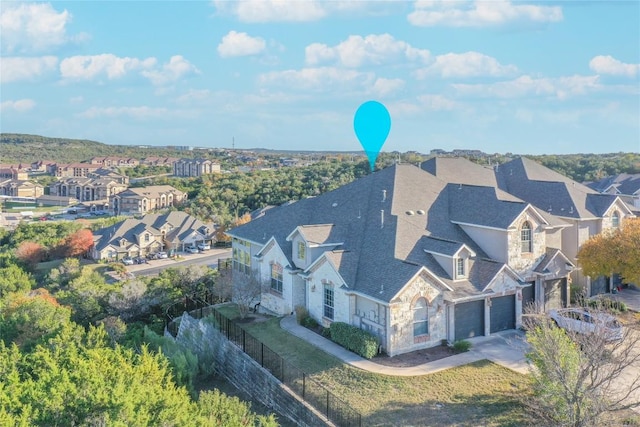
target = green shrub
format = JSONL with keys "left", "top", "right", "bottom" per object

{"left": 453, "top": 340, "right": 471, "bottom": 353}
{"left": 329, "top": 322, "right": 379, "bottom": 359}
{"left": 301, "top": 316, "right": 319, "bottom": 329}
{"left": 587, "top": 297, "right": 628, "bottom": 313}
{"left": 320, "top": 327, "right": 331, "bottom": 339}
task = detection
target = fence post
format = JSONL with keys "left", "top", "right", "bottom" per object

{"left": 280, "top": 357, "right": 284, "bottom": 382}
{"left": 242, "top": 329, "right": 246, "bottom": 352}
{"left": 261, "top": 343, "right": 264, "bottom": 367}
{"left": 326, "top": 390, "right": 330, "bottom": 417}
{"left": 302, "top": 373, "right": 306, "bottom": 399}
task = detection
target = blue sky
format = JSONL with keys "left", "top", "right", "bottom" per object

{"left": 1, "top": 1, "right": 638, "bottom": 155}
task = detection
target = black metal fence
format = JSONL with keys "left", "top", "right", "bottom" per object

{"left": 173, "top": 305, "right": 362, "bottom": 427}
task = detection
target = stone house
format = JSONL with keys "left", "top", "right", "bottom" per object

{"left": 111, "top": 185, "right": 187, "bottom": 215}
{"left": 91, "top": 211, "right": 215, "bottom": 261}
{"left": 586, "top": 173, "right": 640, "bottom": 215}
{"left": 0, "top": 179, "right": 44, "bottom": 198}
{"left": 49, "top": 176, "right": 128, "bottom": 208}
{"left": 228, "top": 163, "right": 579, "bottom": 356}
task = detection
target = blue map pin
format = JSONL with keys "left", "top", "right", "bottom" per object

{"left": 354, "top": 101, "right": 391, "bottom": 172}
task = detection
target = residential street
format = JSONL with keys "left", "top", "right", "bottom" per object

{"left": 122, "top": 248, "right": 231, "bottom": 277}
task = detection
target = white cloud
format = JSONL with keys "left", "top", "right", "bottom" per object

{"left": 0, "top": 56, "right": 58, "bottom": 83}
{"left": 214, "top": 0, "right": 327, "bottom": 23}
{"left": 408, "top": 0, "right": 563, "bottom": 27}
{"left": 416, "top": 51, "right": 517, "bottom": 78}
{"left": 1, "top": 99, "right": 36, "bottom": 112}
{"left": 176, "top": 89, "right": 212, "bottom": 105}
{"left": 69, "top": 96, "right": 84, "bottom": 104}
{"left": 416, "top": 94, "right": 459, "bottom": 111}
{"left": 305, "top": 34, "right": 430, "bottom": 68}
{"left": 589, "top": 55, "right": 640, "bottom": 77}
{"left": 60, "top": 54, "right": 157, "bottom": 81}
{"left": 453, "top": 75, "right": 600, "bottom": 100}
{"left": 370, "top": 78, "right": 405, "bottom": 97}
{"left": 140, "top": 55, "right": 200, "bottom": 85}
{"left": 217, "top": 31, "right": 267, "bottom": 58}
{"left": 0, "top": 3, "right": 87, "bottom": 54}
{"left": 258, "top": 67, "right": 374, "bottom": 92}
{"left": 78, "top": 106, "right": 170, "bottom": 120}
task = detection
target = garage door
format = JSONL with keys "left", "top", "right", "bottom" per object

{"left": 521, "top": 284, "right": 535, "bottom": 312}
{"left": 544, "top": 279, "right": 567, "bottom": 310}
{"left": 490, "top": 295, "right": 515, "bottom": 333}
{"left": 455, "top": 300, "right": 485, "bottom": 341}
{"left": 590, "top": 276, "right": 609, "bottom": 297}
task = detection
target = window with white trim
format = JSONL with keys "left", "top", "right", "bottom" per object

{"left": 612, "top": 211, "right": 620, "bottom": 228}
{"left": 413, "top": 297, "right": 429, "bottom": 337}
{"left": 323, "top": 285, "right": 334, "bottom": 320}
{"left": 456, "top": 257, "right": 466, "bottom": 278}
{"left": 298, "top": 241, "right": 306, "bottom": 260}
{"left": 521, "top": 222, "right": 532, "bottom": 253}
{"left": 270, "top": 263, "right": 283, "bottom": 293}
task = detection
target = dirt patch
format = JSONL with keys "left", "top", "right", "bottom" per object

{"left": 372, "top": 345, "right": 456, "bottom": 367}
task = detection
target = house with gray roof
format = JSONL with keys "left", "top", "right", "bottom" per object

{"left": 586, "top": 173, "right": 640, "bottom": 215}
{"left": 228, "top": 164, "right": 574, "bottom": 356}
{"left": 91, "top": 211, "right": 215, "bottom": 261}
{"left": 423, "top": 156, "right": 634, "bottom": 297}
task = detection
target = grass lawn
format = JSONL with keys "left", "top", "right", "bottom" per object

{"left": 214, "top": 306, "right": 531, "bottom": 426}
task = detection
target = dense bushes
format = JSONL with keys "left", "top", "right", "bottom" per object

{"left": 329, "top": 322, "right": 379, "bottom": 359}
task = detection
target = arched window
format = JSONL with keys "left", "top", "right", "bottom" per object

{"left": 612, "top": 211, "right": 620, "bottom": 228}
{"left": 521, "top": 222, "right": 532, "bottom": 253}
{"left": 413, "top": 297, "right": 429, "bottom": 337}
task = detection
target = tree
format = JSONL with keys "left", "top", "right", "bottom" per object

{"left": 523, "top": 305, "right": 640, "bottom": 426}
{"left": 60, "top": 228, "right": 94, "bottom": 258}
{"left": 0, "top": 263, "right": 34, "bottom": 298}
{"left": 15, "top": 241, "right": 45, "bottom": 270}
{"left": 578, "top": 218, "right": 640, "bottom": 285}
{"left": 232, "top": 271, "right": 267, "bottom": 319}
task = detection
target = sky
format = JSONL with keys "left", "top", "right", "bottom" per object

{"left": 1, "top": 1, "right": 639, "bottom": 155}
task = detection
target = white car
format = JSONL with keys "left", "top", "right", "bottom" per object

{"left": 549, "top": 308, "right": 623, "bottom": 342}
{"left": 197, "top": 243, "right": 210, "bottom": 251}
{"left": 122, "top": 257, "right": 134, "bottom": 265}
{"left": 185, "top": 246, "right": 199, "bottom": 254}
{"left": 156, "top": 251, "right": 169, "bottom": 259}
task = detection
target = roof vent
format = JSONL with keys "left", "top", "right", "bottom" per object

{"left": 417, "top": 210, "right": 426, "bottom": 215}
{"left": 332, "top": 202, "right": 338, "bottom": 207}
{"left": 382, "top": 190, "right": 387, "bottom": 202}
{"left": 406, "top": 210, "right": 415, "bottom": 216}
{"left": 380, "top": 210, "right": 384, "bottom": 228}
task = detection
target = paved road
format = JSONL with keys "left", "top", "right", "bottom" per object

{"left": 125, "top": 249, "right": 231, "bottom": 277}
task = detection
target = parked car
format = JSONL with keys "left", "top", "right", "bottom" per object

{"left": 197, "top": 243, "right": 211, "bottom": 251}
{"left": 122, "top": 257, "right": 134, "bottom": 265}
{"left": 156, "top": 251, "right": 169, "bottom": 259}
{"left": 185, "top": 246, "right": 199, "bottom": 254}
{"left": 549, "top": 308, "right": 623, "bottom": 342}
{"left": 133, "top": 256, "right": 148, "bottom": 264}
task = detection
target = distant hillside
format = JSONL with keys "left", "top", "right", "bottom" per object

{"left": 0, "top": 134, "right": 189, "bottom": 164}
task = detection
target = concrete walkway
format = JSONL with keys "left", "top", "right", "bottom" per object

{"left": 609, "top": 287, "right": 640, "bottom": 312}
{"left": 280, "top": 315, "right": 531, "bottom": 376}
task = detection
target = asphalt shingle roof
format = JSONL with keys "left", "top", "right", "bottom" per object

{"left": 229, "top": 164, "right": 530, "bottom": 303}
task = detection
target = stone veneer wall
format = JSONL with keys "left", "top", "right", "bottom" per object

{"left": 166, "top": 312, "right": 332, "bottom": 427}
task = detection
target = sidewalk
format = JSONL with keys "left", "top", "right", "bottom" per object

{"left": 126, "top": 248, "right": 231, "bottom": 273}
{"left": 280, "top": 315, "right": 531, "bottom": 376}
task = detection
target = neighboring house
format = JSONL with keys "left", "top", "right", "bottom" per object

{"left": 112, "top": 185, "right": 187, "bottom": 215}
{"left": 54, "top": 163, "right": 103, "bottom": 177}
{"left": 0, "top": 179, "right": 44, "bottom": 198}
{"left": 91, "top": 211, "right": 216, "bottom": 261}
{"left": 586, "top": 173, "right": 640, "bottom": 215}
{"left": 90, "top": 156, "right": 140, "bottom": 168}
{"left": 49, "top": 176, "right": 128, "bottom": 208}
{"left": 0, "top": 166, "right": 28, "bottom": 180}
{"left": 228, "top": 164, "right": 575, "bottom": 357}
{"left": 30, "top": 160, "right": 57, "bottom": 173}
{"left": 421, "top": 157, "right": 634, "bottom": 297}
{"left": 173, "top": 159, "right": 221, "bottom": 177}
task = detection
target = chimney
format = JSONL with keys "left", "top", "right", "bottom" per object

{"left": 381, "top": 210, "right": 384, "bottom": 228}
{"left": 382, "top": 190, "right": 387, "bottom": 202}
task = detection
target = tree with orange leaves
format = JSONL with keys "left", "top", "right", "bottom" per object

{"left": 578, "top": 217, "right": 640, "bottom": 285}
{"left": 61, "top": 228, "right": 94, "bottom": 258}
{"left": 15, "top": 241, "right": 45, "bottom": 271}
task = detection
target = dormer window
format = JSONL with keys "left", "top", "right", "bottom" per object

{"left": 298, "top": 241, "right": 306, "bottom": 260}
{"left": 144, "top": 233, "right": 150, "bottom": 242}
{"left": 456, "top": 257, "right": 466, "bottom": 279}
{"left": 520, "top": 222, "right": 532, "bottom": 253}
{"left": 612, "top": 211, "right": 620, "bottom": 229}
